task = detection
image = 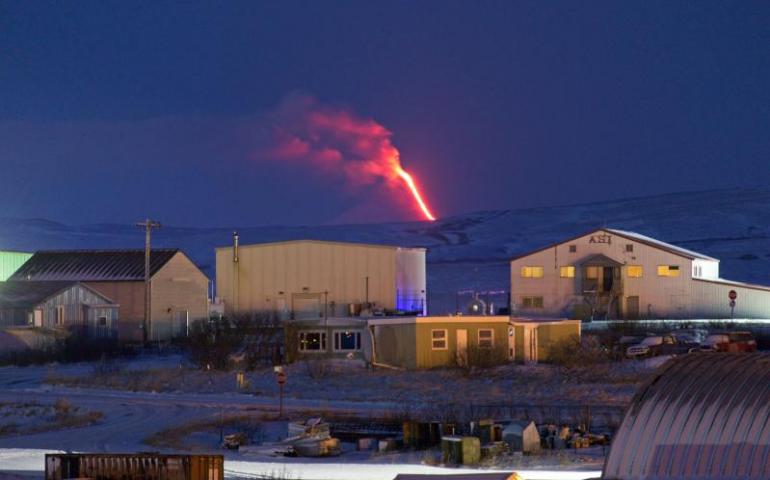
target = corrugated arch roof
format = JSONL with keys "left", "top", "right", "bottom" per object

{"left": 603, "top": 353, "right": 770, "bottom": 479}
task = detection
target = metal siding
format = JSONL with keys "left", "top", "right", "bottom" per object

{"left": 603, "top": 353, "right": 770, "bottom": 480}
{"left": 218, "top": 241, "right": 414, "bottom": 314}
{"left": 0, "top": 251, "right": 33, "bottom": 281}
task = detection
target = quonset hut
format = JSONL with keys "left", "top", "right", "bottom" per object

{"left": 603, "top": 353, "right": 770, "bottom": 479}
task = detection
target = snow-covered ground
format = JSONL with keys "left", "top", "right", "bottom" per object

{"left": 0, "top": 355, "right": 618, "bottom": 479}
{"left": 2, "top": 187, "right": 770, "bottom": 313}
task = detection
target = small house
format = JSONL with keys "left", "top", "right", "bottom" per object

{"left": 0, "top": 281, "right": 118, "bottom": 338}
{"left": 502, "top": 420, "right": 541, "bottom": 454}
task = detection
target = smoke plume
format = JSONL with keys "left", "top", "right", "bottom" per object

{"left": 262, "top": 94, "right": 436, "bottom": 221}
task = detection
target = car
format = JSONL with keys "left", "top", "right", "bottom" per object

{"left": 626, "top": 334, "right": 699, "bottom": 358}
{"left": 700, "top": 331, "right": 757, "bottom": 352}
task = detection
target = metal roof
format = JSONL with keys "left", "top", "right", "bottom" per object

{"left": 0, "top": 281, "right": 112, "bottom": 308}
{"left": 510, "top": 228, "right": 718, "bottom": 262}
{"left": 216, "top": 239, "right": 426, "bottom": 252}
{"left": 9, "top": 249, "right": 180, "bottom": 281}
{"left": 603, "top": 353, "right": 770, "bottom": 480}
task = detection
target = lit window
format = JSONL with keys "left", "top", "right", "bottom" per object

{"left": 299, "top": 332, "right": 327, "bottom": 352}
{"left": 657, "top": 265, "right": 681, "bottom": 277}
{"left": 560, "top": 266, "right": 575, "bottom": 278}
{"left": 626, "top": 244, "right": 634, "bottom": 252}
{"left": 333, "top": 331, "right": 361, "bottom": 351}
{"left": 585, "top": 266, "right": 600, "bottom": 279}
{"left": 522, "top": 296, "right": 544, "bottom": 309}
{"left": 431, "top": 329, "right": 448, "bottom": 350}
{"left": 569, "top": 245, "right": 577, "bottom": 253}
{"left": 627, "top": 265, "right": 643, "bottom": 278}
{"left": 520, "top": 266, "right": 544, "bottom": 278}
{"left": 478, "top": 329, "right": 494, "bottom": 348}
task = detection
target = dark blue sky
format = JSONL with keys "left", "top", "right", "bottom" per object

{"left": 1, "top": 1, "right": 768, "bottom": 226}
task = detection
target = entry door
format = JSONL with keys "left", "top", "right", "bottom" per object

{"left": 602, "top": 267, "right": 614, "bottom": 292}
{"left": 33, "top": 309, "right": 43, "bottom": 327}
{"left": 456, "top": 329, "right": 468, "bottom": 366}
{"left": 626, "top": 296, "right": 640, "bottom": 320}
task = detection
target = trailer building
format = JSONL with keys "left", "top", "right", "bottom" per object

{"left": 510, "top": 228, "right": 770, "bottom": 320}
{"left": 216, "top": 239, "right": 427, "bottom": 318}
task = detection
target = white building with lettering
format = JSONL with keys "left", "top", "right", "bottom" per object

{"left": 510, "top": 228, "right": 770, "bottom": 320}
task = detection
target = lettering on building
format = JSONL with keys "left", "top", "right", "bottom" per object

{"left": 589, "top": 234, "right": 612, "bottom": 245}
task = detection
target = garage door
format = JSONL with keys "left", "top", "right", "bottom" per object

{"left": 292, "top": 293, "right": 322, "bottom": 319}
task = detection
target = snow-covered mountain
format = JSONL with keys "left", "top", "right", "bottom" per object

{"left": 2, "top": 187, "right": 770, "bottom": 313}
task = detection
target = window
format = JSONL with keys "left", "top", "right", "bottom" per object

{"left": 431, "top": 329, "right": 448, "bottom": 350}
{"left": 333, "top": 331, "right": 361, "bottom": 351}
{"left": 478, "top": 329, "right": 494, "bottom": 348}
{"left": 55, "top": 306, "right": 65, "bottom": 326}
{"left": 299, "top": 332, "right": 327, "bottom": 352}
{"left": 559, "top": 266, "right": 575, "bottom": 278}
{"left": 522, "top": 296, "right": 544, "bottom": 309}
{"left": 585, "top": 266, "right": 600, "bottom": 279}
{"left": 627, "top": 265, "right": 643, "bottom": 278}
{"left": 520, "top": 266, "right": 544, "bottom": 278}
{"left": 657, "top": 265, "right": 681, "bottom": 277}
{"left": 98, "top": 316, "right": 107, "bottom": 327}
{"left": 625, "top": 244, "right": 634, "bottom": 252}
{"left": 693, "top": 265, "right": 702, "bottom": 277}
{"left": 569, "top": 245, "right": 577, "bottom": 253}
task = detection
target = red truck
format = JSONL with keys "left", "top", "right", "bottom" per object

{"left": 699, "top": 331, "right": 757, "bottom": 353}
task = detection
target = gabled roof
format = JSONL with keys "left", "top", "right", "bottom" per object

{"left": 510, "top": 228, "right": 718, "bottom": 262}
{"left": 605, "top": 228, "right": 718, "bottom": 261}
{"left": 577, "top": 253, "right": 623, "bottom": 266}
{"left": 0, "top": 281, "right": 113, "bottom": 308}
{"left": 9, "top": 249, "right": 180, "bottom": 282}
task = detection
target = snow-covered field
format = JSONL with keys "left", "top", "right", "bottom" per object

{"left": 2, "top": 187, "right": 770, "bottom": 313}
{"left": 0, "top": 355, "right": 629, "bottom": 479}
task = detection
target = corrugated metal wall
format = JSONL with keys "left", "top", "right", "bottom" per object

{"left": 217, "top": 241, "right": 425, "bottom": 315}
{"left": 0, "top": 251, "right": 32, "bottom": 281}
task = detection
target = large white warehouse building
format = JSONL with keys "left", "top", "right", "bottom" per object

{"left": 510, "top": 228, "right": 770, "bottom": 320}
{"left": 216, "top": 239, "right": 426, "bottom": 318}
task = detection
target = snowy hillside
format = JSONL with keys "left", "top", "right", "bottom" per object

{"left": 2, "top": 187, "right": 770, "bottom": 313}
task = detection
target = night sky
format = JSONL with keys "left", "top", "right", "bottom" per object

{"left": 1, "top": 1, "right": 769, "bottom": 226}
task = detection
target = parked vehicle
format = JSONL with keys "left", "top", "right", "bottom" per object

{"left": 626, "top": 334, "right": 699, "bottom": 358}
{"left": 700, "top": 331, "right": 757, "bottom": 352}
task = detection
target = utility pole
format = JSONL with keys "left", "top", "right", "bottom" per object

{"left": 136, "top": 218, "right": 161, "bottom": 343}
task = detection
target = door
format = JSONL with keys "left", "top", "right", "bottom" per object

{"left": 33, "top": 309, "right": 43, "bottom": 327}
{"left": 456, "top": 329, "right": 468, "bottom": 366}
{"left": 602, "top": 267, "right": 614, "bottom": 292}
{"left": 626, "top": 296, "right": 640, "bottom": 320}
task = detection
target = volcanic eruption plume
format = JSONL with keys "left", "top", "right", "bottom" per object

{"left": 265, "top": 95, "right": 436, "bottom": 221}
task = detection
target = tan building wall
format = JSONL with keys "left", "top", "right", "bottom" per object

{"left": 216, "top": 240, "right": 426, "bottom": 316}
{"left": 150, "top": 252, "right": 210, "bottom": 340}
{"left": 87, "top": 252, "right": 209, "bottom": 342}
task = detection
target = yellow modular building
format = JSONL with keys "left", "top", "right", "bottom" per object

{"left": 509, "top": 318, "right": 582, "bottom": 363}
{"left": 369, "top": 316, "right": 581, "bottom": 369}
{"left": 216, "top": 239, "right": 426, "bottom": 318}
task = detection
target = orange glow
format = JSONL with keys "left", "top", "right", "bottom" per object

{"left": 396, "top": 167, "right": 436, "bottom": 221}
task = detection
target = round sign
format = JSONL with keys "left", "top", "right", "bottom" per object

{"left": 729, "top": 290, "right": 737, "bottom": 301}
{"left": 276, "top": 371, "right": 286, "bottom": 385}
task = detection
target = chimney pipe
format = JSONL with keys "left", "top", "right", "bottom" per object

{"left": 233, "top": 231, "right": 240, "bottom": 263}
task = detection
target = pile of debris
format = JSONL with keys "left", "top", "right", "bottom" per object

{"left": 284, "top": 417, "right": 342, "bottom": 457}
